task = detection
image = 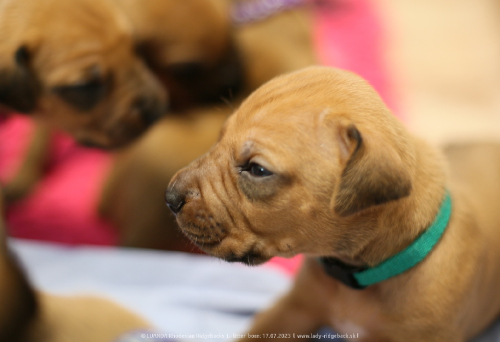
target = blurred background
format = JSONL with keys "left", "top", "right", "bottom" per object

{"left": 378, "top": 0, "right": 500, "bottom": 144}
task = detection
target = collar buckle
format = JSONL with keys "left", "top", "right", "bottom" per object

{"left": 318, "top": 257, "right": 367, "bottom": 290}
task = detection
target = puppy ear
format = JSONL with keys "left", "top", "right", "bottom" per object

{"left": 334, "top": 123, "right": 412, "bottom": 216}
{"left": 0, "top": 46, "right": 40, "bottom": 113}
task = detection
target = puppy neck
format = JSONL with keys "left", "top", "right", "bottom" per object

{"left": 350, "top": 138, "right": 448, "bottom": 267}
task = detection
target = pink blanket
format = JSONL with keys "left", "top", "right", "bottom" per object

{"left": 0, "top": 116, "right": 117, "bottom": 245}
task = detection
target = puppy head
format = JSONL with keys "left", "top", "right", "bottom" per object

{"left": 0, "top": 0, "right": 166, "bottom": 149}
{"left": 131, "top": 0, "right": 244, "bottom": 110}
{"left": 166, "top": 67, "right": 412, "bottom": 265}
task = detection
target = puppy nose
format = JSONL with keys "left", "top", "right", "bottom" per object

{"left": 134, "top": 97, "right": 166, "bottom": 127}
{"left": 165, "top": 189, "right": 186, "bottom": 215}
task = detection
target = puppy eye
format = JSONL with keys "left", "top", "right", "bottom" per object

{"left": 241, "top": 163, "right": 273, "bottom": 177}
{"left": 53, "top": 80, "right": 106, "bottom": 111}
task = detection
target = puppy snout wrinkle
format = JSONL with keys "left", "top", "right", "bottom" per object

{"left": 165, "top": 189, "right": 186, "bottom": 215}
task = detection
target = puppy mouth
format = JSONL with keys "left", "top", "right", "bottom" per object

{"left": 175, "top": 214, "right": 269, "bottom": 265}
{"left": 181, "top": 230, "right": 223, "bottom": 249}
{"left": 180, "top": 226, "right": 269, "bottom": 266}
{"left": 176, "top": 216, "right": 229, "bottom": 249}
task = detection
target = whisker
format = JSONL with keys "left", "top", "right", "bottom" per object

{"left": 220, "top": 96, "right": 233, "bottom": 109}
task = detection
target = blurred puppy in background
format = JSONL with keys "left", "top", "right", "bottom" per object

{"left": 0, "top": 0, "right": 243, "bottom": 147}
{"left": 115, "top": 0, "right": 244, "bottom": 111}
{"left": 0, "top": 0, "right": 166, "bottom": 149}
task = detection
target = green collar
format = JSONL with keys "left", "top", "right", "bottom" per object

{"left": 319, "top": 191, "right": 452, "bottom": 290}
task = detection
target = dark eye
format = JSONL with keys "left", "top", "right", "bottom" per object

{"left": 53, "top": 79, "right": 106, "bottom": 111}
{"left": 241, "top": 163, "right": 273, "bottom": 177}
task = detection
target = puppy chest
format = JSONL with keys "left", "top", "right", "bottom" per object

{"left": 327, "top": 293, "right": 387, "bottom": 341}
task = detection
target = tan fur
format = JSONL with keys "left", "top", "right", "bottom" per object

{"left": 116, "top": 0, "right": 230, "bottom": 67}
{"left": 27, "top": 293, "right": 149, "bottom": 342}
{"left": 0, "top": 185, "right": 150, "bottom": 342}
{"left": 167, "top": 66, "right": 500, "bottom": 341}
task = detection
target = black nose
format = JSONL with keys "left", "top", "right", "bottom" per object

{"left": 165, "top": 189, "right": 185, "bottom": 215}
{"left": 134, "top": 97, "right": 166, "bottom": 127}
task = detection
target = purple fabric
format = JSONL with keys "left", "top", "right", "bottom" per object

{"left": 231, "top": 0, "right": 304, "bottom": 24}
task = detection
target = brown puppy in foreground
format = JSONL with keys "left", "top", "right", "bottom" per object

{"left": 166, "top": 66, "right": 500, "bottom": 341}
{"left": 0, "top": 188, "right": 150, "bottom": 342}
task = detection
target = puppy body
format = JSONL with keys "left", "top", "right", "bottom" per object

{"left": 167, "top": 67, "right": 500, "bottom": 341}
{"left": 0, "top": 185, "right": 150, "bottom": 342}
{"left": 26, "top": 293, "right": 150, "bottom": 342}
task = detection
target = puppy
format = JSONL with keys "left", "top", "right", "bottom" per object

{"left": 0, "top": 185, "right": 150, "bottom": 342}
{"left": 114, "top": 0, "right": 244, "bottom": 111}
{"left": 0, "top": 0, "right": 166, "bottom": 149}
{"left": 166, "top": 66, "right": 500, "bottom": 341}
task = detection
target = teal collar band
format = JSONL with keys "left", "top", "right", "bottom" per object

{"left": 319, "top": 191, "right": 452, "bottom": 290}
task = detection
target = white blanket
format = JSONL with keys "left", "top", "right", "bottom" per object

{"left": 9, "top": 239, "right": 500, "bottom": 341}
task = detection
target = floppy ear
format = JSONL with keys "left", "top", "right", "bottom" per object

{"left": 334, "top": 123, "right": 412, "bottom": 217}
{"left": 0, "top": 46, "right": 40, "bottom": 113}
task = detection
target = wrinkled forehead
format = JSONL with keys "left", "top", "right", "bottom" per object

{"left": 221, "top": 104, "right": 332, "bottom": 163}
{"left": 219, "top": 66, "right": 390, "bottom": 155}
